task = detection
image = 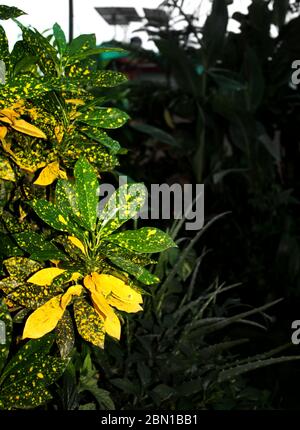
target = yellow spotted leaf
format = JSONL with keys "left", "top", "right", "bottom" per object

{"left": 60, "top": 284, "right": 83, "bottom": 309}
{"left": 27, "top": 268, "right": 66, "bottom": 286}
{"left": 0, "top": 156, "right": 16, "bottom": 181}
{"left": 54, "top": 125, "right": 64, "bottom": 143}
{"left": 34, "top": 161, "right": 66, "bottom": 186}
{"left": 68, "top": 236, "right": 86, "bottom": 255}
{"left": 11, "top": 119, "right": 47, "bottom": 139}
{"left": 74, "top": 298, "right": 105, "bottom": 348}
{"left": 1, "top": 141, "right": 46, "bottom": 173}
{"left": 23, "top": 295, "right": 64, "bottom": 339}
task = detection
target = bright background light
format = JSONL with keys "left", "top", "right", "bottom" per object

{"left": 1, "top": 0, "right": 252, "bottom": 49}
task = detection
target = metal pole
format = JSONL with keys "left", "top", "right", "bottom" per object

{"left": 69, "top": 0, "right": 74, "bottom": 42}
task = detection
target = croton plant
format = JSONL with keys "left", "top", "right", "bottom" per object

{"left": 0, "top": 5, "right": 175, "bottom": 409}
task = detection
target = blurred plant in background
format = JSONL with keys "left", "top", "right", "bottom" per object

{"left": 1, "top": 1, "right": 300, "bottom": 410}
{"left": 95, "top": 0, "right": 300, "bottom": 408}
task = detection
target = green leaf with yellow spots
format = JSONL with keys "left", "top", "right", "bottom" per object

{"left": 0, "top": 334, "right": 54, "bottom": 383}
{"left": 0, "top": 25, "right": 9, "bottom": 71}
{"left": 30, "top": 199, "right": 79, "bottom": 236}
{"left": 74, "top": 298, "right": 105, "bottom": 348}
{"left": 55, "top": 180, "right": 87, "bottom": 235}
{"left": 0, "top": 335, "right": 68, "bottom": 409}
{"left": 53, "top": 23, "right": 67, "bottom": 55}
{"left": 79, "top": 107, "right": 129, "bottom": 129}
{"left": 3, "top": 257, "right": 42, "bottom": 280}
{"left": 74, "top": 157, "right": 99, "bottom": 231}
{"left": 0, "top": 300, "right": 12, "bottom": 373}
{"left": 68, "top": 47, "right": 126, "bottom": 63}
{"left": 80, "top": 127, "right": 121, "bottom": 154}
{"left": 66, "top": 33, "right": 97, "bottom": 57}
{"left": 14, "top": 231, "right": 67, "bottom": 261}
{"left": 10, "top": 41, "right": 37, "bottom": 76}
{"left": 8, "top": 283, "right": 63, "bottom": 309}
{"left": 0, "top": 5, "right": 25, "bottom": 20}
{"left": 106, "top": 227, "right": 177, "bottom": 253}
{"left": 0, "top": 381, "right": 52, "bottom": 409}
{"left": 108, "top": 255, "right": 159, "bottom": 285}
{"left": 56, "top": 179, "right": 79, "bottom": 217}
{"left": 0, "top": 75, "right": 51, "bottom": 107}
{"left": 55, "top": 310, "right": 75, "bottom": 358}
{"left": 80, "top": 141, "right": 119, "bottom": 171}
{"left": 0, "top": 233, "right": 23, "bottom": 259}
{"left": 84, "top": 70, "right": 127, "bottom": 88}
{"left": 0, "top": 156, "right": 16, "bottom": 182}
{"left": 20, "top": 26, "right": 58, "bottom": 76}
{"left": 65, "top": 69, "right": 127, "bottom": 88}
{"left": 0, "top": 74, "right": 80, "bottom": 109}
{"left": 0, "top": 278, "right": 21, "bottom": 295}
{"left": 99, "top": 183, "right": 147, "bottom": 237}
{"left": 102, "top": 242, "right": 155, "bottom": 266}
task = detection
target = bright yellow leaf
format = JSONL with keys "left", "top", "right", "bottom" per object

{"left": 83, "top": 274, "right": 96, "bottom": 293}
{"left": 91, "top": 272, "right": 112, "bottom": 297}
{"left": 65, "top": 99, "right": 85, "bottom": 106}
{"left": 69, "top": 272, "right": 83, "bottom": 282}
{"left": 0, "top": 126, "right": 8, "bottom": 139}
{"left": 95, "top": 274, "right": 143, "bottom": 311}
{"left": 84, "top": 275, "right": 121, "bottom": 340}
{"left": 50, "top": 260, "right": 60, "bottom": 266}
{"left": 54, "top": 125, "right": 64, "bottom": 143}
{"left": 68, "top": 236, "right": 86, "bottom": 255}
{"left": 34, "top": 161, "right": 66, "bottom": 186}
{"left": 22, "top": 295, "right": 64, "bottom": 339}
{"left": 91, "top": 290, "right": 121, "bottom": 340}
{"left": 0, "top": 116, "right": 13, "bottom": 125}
{"left": 2, "top": 141, "right": 15, "bottom": 156}
{"left": 27, "top": 267, "right": 66, "bottom": 286}
{"left": 19, "top": 205, "right": 27, "bottom": 221}
{"left": 23, "top": 285, "right": 83, "bottom": 339}
{"left": 11, "top": 119, "right": 47, "bottom": 139}
{"left": 0, "top": 108, "right": 20, "bottom": 122}
{"left": 10, "top": 100, "right": 25, "bottom": 112}
{"left": 60, "top": 284, "right": 83, "bottom": 309}
{"left": 106, "top": 295, "right": 143, "bottom": 313}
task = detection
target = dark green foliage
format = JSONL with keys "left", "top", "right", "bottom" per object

{"left": 0, "top": 324, "right": 67, "bottom": 410}
{"left": 1, "top": 1, "right": 300, "bottom": 411}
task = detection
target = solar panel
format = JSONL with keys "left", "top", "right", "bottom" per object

{"left": 95, "top": 7, "right": 141, "bottom": 26}
{"left": 143, "top": 8, "right": 169, "bottom": 25}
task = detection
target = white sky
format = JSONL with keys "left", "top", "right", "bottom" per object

{"left": 1, "top": 0, "right": 252, "bottom": 49}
